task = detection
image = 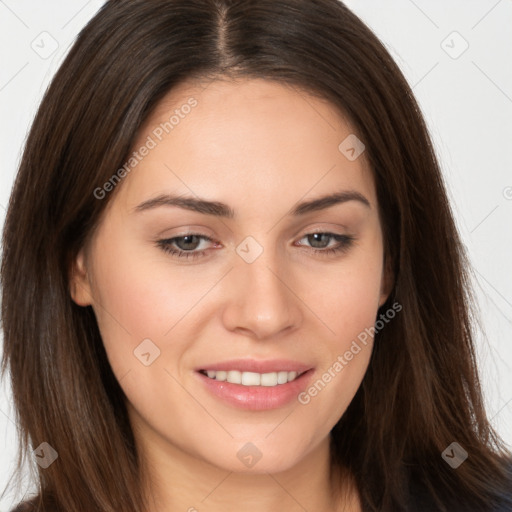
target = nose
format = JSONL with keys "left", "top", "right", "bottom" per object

{"left": 221, "top": 250, "right": 303, "bottom": 340}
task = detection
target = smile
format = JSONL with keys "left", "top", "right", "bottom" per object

{"left": 199, "top": 369, "right": 306, "bottom": 387}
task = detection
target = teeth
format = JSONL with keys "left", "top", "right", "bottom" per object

{"left": 202, "top": 370, "right": 302, "bottom": 386}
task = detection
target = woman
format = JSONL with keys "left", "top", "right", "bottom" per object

{"left": 1, "top": 1, "right": 511, "bottom": 511}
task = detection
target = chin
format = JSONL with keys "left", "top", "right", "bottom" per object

{"left": 200, "top": 436, "right": 315, "bottom": 475}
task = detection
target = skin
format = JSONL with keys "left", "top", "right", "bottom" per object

{"left": 71, "top": 77, "right": 392, "bottom": 512}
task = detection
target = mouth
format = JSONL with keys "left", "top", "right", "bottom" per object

{"left": 194, "top": 360, "right": 315, "bottom": 410}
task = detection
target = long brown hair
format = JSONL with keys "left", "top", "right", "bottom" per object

{"left": 2, "top": 1, "right": 511, "bottom": 511}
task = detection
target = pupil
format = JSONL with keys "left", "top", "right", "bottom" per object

{"left": 179, "top": 235, "right": 199, "bottom": 250}
{"left": 310, "top": 233, "right": 329, "bottom": 248}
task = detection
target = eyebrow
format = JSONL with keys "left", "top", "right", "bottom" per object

{"left": 133, "top": 190, "right": 370, "bottom": 218}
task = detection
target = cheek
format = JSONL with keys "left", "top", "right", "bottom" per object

{"left": 299, "top": 237, "right": 383, "bottom": 410}
{"left": 86, "top": 228, "right": 208, "bottom": 376}
{"left": 296, "top": 276, "right": 378, "bottom": 428}
{"left": 315, "top": 270, "right": 381, "bottom": 336}
{"left": 309, "top": 240, "right": 384, "bottom": 342}
{"left": 313, "top": 272, "right": 378, "bottom": 381}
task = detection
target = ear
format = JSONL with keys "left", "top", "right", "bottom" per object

{"left": 69, "top": 249, "right": 93, "bottom": 306}
{"left": 378, "top": 252, "right": 395, "bottom": 307}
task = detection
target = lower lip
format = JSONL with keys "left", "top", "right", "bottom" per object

{"left": 196, "top": 370, "right": 315, "bottom": 411}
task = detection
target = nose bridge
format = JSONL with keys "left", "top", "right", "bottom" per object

{"left": 221, "top": 239, "right": 302, "bottom": 338}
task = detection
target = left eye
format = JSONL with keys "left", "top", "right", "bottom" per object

{"left": 294, "top": 232, "right": 355, "bottom": 257}
{"left": 166, "top": 234, "right": 208, "bottom": 251}
{"left": 297, "top": 232, "right": 351, "bottom": 250}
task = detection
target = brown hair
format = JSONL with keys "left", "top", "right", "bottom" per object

{"left": 1, "top": 1, "right": 511, "bottom": 511}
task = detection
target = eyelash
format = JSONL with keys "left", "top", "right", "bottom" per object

{"left": 156, "top": 232, "right": 355, "bottom": 261}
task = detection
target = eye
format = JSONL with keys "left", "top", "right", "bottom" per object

{"left": 295, "top": 232, "right": 355, "bottom": 256}
{"left": 156, "top": 234, "right": 216, "bottom": 260}
{"left": 156, "top": 231, "right": 355, "bottom": 261}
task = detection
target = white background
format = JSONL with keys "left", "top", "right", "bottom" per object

{"left": 1, "top": 0, "right": 511, "bottom": 509}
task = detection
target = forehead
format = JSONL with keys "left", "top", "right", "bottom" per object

{"left": 118, "top": 77, "right": 376, "bottom": 214}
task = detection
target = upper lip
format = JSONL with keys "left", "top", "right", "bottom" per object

{"left": 197, "top": 359, "right": 313, "bottom": 374}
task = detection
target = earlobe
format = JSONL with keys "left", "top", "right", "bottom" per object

{"left": 69, "top": 249, "right": 93, "bottom": 306}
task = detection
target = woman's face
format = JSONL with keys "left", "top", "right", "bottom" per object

{"left": 71, "top": 78, "right": 391, "bottom": 474}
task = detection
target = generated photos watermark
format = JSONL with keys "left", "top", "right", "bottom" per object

{"left": 297, "top": 301, "right": 402, "bottom": 405}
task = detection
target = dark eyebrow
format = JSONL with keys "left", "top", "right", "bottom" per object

{"left": 134, "top": 194, "right": 235, "bottom": 218}
{"left": 290, "top": 190, "right": 370, "bottom": 215}
{"left": 133, "top": 190, "right": 370, "bottom": 217}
